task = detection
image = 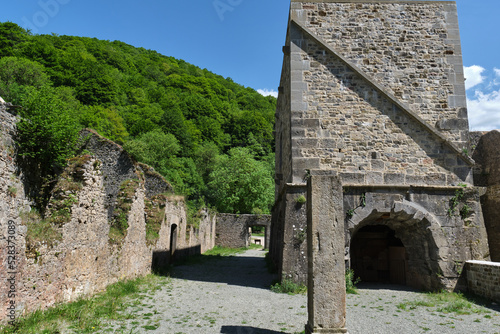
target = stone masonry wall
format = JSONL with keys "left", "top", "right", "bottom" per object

{"left": 216, "top": 214, "right": 271, "bottom": 249}
{"left": 287, "top": 0, "right": 471, "bottom": 185}
{"left": 275, "top": 34, "right": 293, "bottom": 198}
{"left": 298, "top": 0, "right": 468, "bottom": 145}
{"left": 272, "top": 1, "right": 489, "bottom": 290}
{"left": 0, "top": 104, "right": 215, "bottom": 322}
{"left": 466, "top": 261, "right": 500, "bottom": 303}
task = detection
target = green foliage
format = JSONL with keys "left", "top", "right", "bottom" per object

{"left": 207, "top": 147, "right": 274, "bottom": 214}
{"left": 21, "top": 209, "right": 62, "bottom": 249}
{"left": 144, "top": 194, "right": 168, "bottom": 246}
{"left": 345, "top": 269, "right": 361, "bottom": 294}
{"left": 124, "top": 129, "right": 180, "bottom": 172}
{"left": 79, "top": 105, "right": 128, "bottom": 144}
{"left": 0, "top": 21, "right": 277, "bottom": 212}
{"left": 448, "top": 183, "right": 467, "bottom": 217}
{"left": 396, "top": 291, "right": 491, "bottom": 315}
{"left": 0, "top": 274, "right": 169, "bottom": 334}
{"left": 295, "top": 195, "right": 306, "bottom": 204}
{"left": 109, "top": 179, "right": 139, "bottom": 246}
{"left": 270, "top": 277, "right": 307, "bottom": 295}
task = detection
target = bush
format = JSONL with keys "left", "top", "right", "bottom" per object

{"left": 270, "top": 277, "right": 307, "bottom": 295}
{"left": 345, "top": 268, "right": 360, "bottom": 294}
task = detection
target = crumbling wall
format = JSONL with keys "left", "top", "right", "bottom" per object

{"left": 0, "top": 103, "right": 32, "bottom": 324}
{"left": 216, "top": 214, "right": 271, "bottom": 249}
{"left": 0, "top": 105, "right": 216, "bottom": 323}
{"left": 471, "top": 130, "right": 500, "bottom": 261}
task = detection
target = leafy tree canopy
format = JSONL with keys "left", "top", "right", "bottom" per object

{"left": 0, "top": 22, "right": 276, "bottom": 213}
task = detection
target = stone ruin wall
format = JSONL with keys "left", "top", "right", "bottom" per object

{"left": 0, "top": 103, "right": 216, "bottom": 322}
{"left": 215, "top": 214, "right": 271, "bottom": 249}
{"left": 471, "top": 130, "right": 500, "bottom": 262}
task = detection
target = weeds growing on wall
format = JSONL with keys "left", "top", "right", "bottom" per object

{"left": 109, "top": 179, "right": 139, "bottom": 246}
{"left": 46, "top": 155, "right": 92, "bottom": 226}
{"left": 21, "top": 209, "right": 62, "bottom": 264}
{"left": 144, "top": 194, "right": 168, "bottom": 247}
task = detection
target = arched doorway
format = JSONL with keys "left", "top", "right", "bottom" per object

{"left": 350, "top": 225, "right": 407, "bottom": 285}
{"left": 169, "top": 224, "right": 178, "bottom": 263}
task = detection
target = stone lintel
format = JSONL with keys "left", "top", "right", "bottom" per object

{"left": 342, "top": 183, "right": 468, "bottom": 191}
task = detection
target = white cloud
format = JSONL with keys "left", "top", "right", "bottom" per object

{"left": 464, "top": 65, "right": 485, "bottom": 90}
{"left": 257, "top": 89, "right": 278, "bottom": 98}
{"left": 467, "top": 89, "right": 500, "bottom": 131}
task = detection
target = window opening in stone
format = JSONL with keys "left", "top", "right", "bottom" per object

{"left": 350, "top": 225, "right": 407, "bottom": 285}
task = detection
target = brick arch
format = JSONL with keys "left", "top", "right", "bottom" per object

{"left": 347, "top": 199, "right": 450, "bottom": 290}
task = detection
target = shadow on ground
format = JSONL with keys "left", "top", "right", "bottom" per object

{"left": 161, "top": 249, "right": 278, "bottom": 290}
{"left": 220, "top": 325, "right": 287, "bottom": 334}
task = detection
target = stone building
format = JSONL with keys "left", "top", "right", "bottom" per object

{"left": 270, "top": 0, "right": 491, "bottom": 291}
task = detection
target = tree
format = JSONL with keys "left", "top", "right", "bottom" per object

{"left": 0, "top": 57, "right": 50, "bottom": 100}
{"left": 123, "top": 129, "right": 180, "bottom": 172}
{"left": 207, "top": 147, "right": 274, "bottom": 214}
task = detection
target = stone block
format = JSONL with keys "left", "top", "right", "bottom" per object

{"left": 384, "top": 173, "right": 405, "bottom": 184}
{"left": 340, "top": 172, "right": 365, "bottom": 184}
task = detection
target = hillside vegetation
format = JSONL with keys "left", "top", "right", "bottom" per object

{"left": 0, "top": 22, "right": 276, "bottom": 214}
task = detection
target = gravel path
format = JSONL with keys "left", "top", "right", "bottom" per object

{"left": 105, "top": 249, "right": 500, "bottom": 334}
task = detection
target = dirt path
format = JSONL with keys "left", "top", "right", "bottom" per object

{"left": 100, "top": 249, "right": 500, "bottom": 334}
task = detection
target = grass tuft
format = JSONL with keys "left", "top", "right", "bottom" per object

{"left": 270, "top": 277, "right": 307, "bottom": 295}
{"left": 0, "top": 275, "right": 170, "bottom": 334}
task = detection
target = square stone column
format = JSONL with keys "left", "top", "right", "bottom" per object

{"left": 306, "top": 172, "right": 348, "bottom": 334}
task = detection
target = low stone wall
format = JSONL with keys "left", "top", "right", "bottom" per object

{"left": 466, "top": 261, "right": 500, "bottom": 303}
{"left": 216, "top": 214, "right": 271, "bottom": 249}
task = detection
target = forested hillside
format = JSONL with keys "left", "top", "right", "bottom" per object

{"left": 0, "top": 22, "right": 276, "bottom": 214}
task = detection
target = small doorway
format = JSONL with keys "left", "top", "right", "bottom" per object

{"left": 350, "top": 225, "right": 407, "bottom": 285}
{"left": 169, "top": 224, "right": 178, "bottom": 263}
{"left": 249, "top": 225, "right": 266, "bottom": 248}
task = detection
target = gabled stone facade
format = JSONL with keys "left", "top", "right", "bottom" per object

{"left": 270, "top": 0, "right": 491, "bottom": 291}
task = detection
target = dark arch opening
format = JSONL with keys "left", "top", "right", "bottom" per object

{"left": 169, "top": 224, "right": 178, "bottom": 263}
{"left": 350, "top": 225, "right": 407, "bottom": 285}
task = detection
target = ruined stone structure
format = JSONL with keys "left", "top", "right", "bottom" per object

{"left": 471, "top": 130, "right": 500, "bottom": 262}
{"left": 215, "top": 214, "right": 271, "bottom": 249}
{"left": 0, "top": 104, "right": 216, "bottom": 322}
{"left": 271, "top": 0, "right": 492, "bottom": 302}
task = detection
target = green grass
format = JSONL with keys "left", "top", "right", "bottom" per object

{"left": 0, "top": 275, "right": 170, "bottom": 334}
{"left": 396, "top": 291, "right": 492, "bottom": 315}
{"left": 345, "top": 269, "right": 361, "bottom": 294}
{"left": 270, "top": 277, "right": 307, "bottom": 295}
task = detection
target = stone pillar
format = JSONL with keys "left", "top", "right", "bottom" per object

{"left": 306, "top": 173, "right": 348, "bottom": 334}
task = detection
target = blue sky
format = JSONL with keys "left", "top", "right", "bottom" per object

{"left": 0, "top": 0, "right": 499, "bottom": 130}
